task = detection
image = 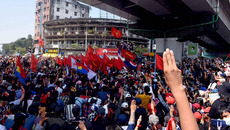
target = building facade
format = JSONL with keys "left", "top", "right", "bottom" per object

{"left": 34, "top": 0, "right": 90, "bottom": 48}
{"left": 43, "top": 18, "right": 149, "bottom": 56}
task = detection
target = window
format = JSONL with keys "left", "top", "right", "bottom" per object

{"left": 44, "top": 15, "right": 46, "bottom": 19}
{"left": 57, "top": 0, "right": 60, "bottom": 3}
{"left": 82, "top": 7, "right": 84, "bottom": 11}
{"left": 66, "top": 2, "right": 69, "bottom": 6}
{"left": 56, "top": 15, "right": 59, "bottom": 19}
{"left": 44, "top": 7, "right": 46, "bottom": 12}
{"left": 47, "top": 15, "right": 49, "bottom": 20}
{"left": 82, "top": 14, "right": 84, "bottom": 17}
{"left": 57, "top": 8, "right": 60, "bottom": 12}
{"left": 65, "top": 9, "right": 69, "bottom": 14}
{"left": 74, "top": 12, "right": 77, "bottom": 16}
{"left": 75, "top": 5, "right": 77, "bottom": 9}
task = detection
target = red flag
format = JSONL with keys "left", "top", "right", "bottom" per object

{"left": 80, "top": 54, "right": 89, "bottom": 64}
{"left": 87, "top": 45, "right": 94, "bottom": 55}
{"left": 90, "top": 54, "right": 101, "bottom": 71}
{"left": 228, "top": 53, "right": 230, "bottom": 58}
{"left": 63, "top": 57, "right": 67, "bottom": 67}
{"left": 16, "top": 56, "right": 26, "bottom": 78}
{"left": 56, "top": 56, "right": 63, "bottom": 67}
{"left": 31, "top": 54, "right": 38, "bottom": 72}
{"left": 156, "top": 54, "right": 164, "bottom": 70}
{"left": 67, "top": 55, "right": 77, "bottom": 67}
{"left": 121, "top": 49, "right": 136, "bottom": 60}
{"left": 39, "top": 38, "right": 44, "bottom": 47}
{"left": 113, "top": 57, "right": 125, "bottom": 70}
{"left": 103, "top": 54, "right": 113, "bottom": 68}
{"left": 100, "top": 54, "right": 112, "bottom": 75}
{"left": 111, "top": 27, "right": 123, "bottom": 38}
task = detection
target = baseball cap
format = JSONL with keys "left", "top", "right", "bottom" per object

{"left": 135, "top": 98, "right": 142, "bottom": 105}
{"left": 143, "top": 83, "right": 149, "bottom": 87}
{"left": 117, "top": 114, "right": 128, "bottom": 124}
{"left": 125, "top": 93, "right": 131, "bottom": 98}
{"left": 194, "top": 112, "right": 202, "bottom": 121}
{"left": 121, "top": 102, "right": 129, "bottom": 108}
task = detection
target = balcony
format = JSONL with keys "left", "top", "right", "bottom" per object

{"left": 44, "top": 44, "right": 86, "bottom": 50}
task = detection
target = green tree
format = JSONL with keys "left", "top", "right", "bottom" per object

{"left": 133, "top": 45, "right": 149, "bottom": 56}
{"left": 2, "top": 35, "right": 33, "bottom": 55}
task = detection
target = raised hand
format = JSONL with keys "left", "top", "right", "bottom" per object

{"left": 163, "top": 49, "right": 183, "bottom": 93}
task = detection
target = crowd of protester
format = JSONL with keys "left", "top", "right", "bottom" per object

{"left": 0, "top": 48, "right": 229, "bottom": 130}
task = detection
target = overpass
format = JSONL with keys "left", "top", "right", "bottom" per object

{"left": 79, "top": 0, "right": 230, "bottom": 52}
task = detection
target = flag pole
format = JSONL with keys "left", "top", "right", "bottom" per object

{"left": 98, "top": 53, "right": 104, "bottom": 75}
{"left": 153, "top": 39, "right": 156, "bottom": 89}
{"left": 30, "top": 53, "right": 32, "bottom": 81}
{"left": 224, "top": 55, "right": 229, "bottom": 63}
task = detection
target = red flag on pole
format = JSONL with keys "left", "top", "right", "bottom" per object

{"left": 111, "top": 27, "right": 123, "bottom": 38}
{"left": 87, "top": 45, "right": 94, "bottom": 55}
{"left": 156, "top": 54, "right": 164, "bottom": 70}
{"left": 90, "top": 54, "right": 101, "bottom": 71}
{"left": 63, "top": 57, "right": 67, "bottom": 67}
{"left": 31, "top": 54, "right": 38, "bottom": 72}
{"left": 113, "top": 57, "right": 125, "bottom": 70}
{"left": 39, "top": 38, "right": 44, "bottom": 47}
{"left": 100, "top": 54, "right": 112, "bottom": 75}
{"left": 56, "top": 56, "right": 63, "bottom": 67}
{"left": 121, "top": 49, "right": 136, "bottom": 60}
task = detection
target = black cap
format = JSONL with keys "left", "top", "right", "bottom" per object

{"left": 217, "top": 82, "right": 230, "bottom": 97}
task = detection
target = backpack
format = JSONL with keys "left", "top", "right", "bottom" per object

{"left": 64, "top": 104, "right": 77, "bottom": 121}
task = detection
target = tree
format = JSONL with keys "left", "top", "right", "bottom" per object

{"left": 2, "top": 35, "right": 33, "bottom": 55}
{"left": 133, "top": 45, "right": 149, "bottom": 56}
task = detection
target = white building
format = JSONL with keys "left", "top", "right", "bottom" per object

{"left": 50, "top": 0, "right": 90, "bottom": 20}
{"left": 34, "top": 0, "right": 90, "bottom": 50}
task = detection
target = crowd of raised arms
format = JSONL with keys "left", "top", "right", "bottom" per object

{"left": 0, "top": 48, "right": 230, "bottom": 130}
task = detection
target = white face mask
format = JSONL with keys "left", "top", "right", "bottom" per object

{"left": 223, "top": 117, "right": 230, "bottom": 126}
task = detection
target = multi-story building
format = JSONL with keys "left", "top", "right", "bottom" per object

{"left": 43, "top": 18, "right": 149, "bottom": 56}
{"left": 34, "top": 0, "right": 90, "bottom": 49}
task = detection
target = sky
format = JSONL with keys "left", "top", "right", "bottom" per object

{"left": 0, "top": 0, "right": 121, "bottom": 44}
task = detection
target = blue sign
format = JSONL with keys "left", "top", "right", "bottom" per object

{"left": 60, "top": 52, "right": 64, "bottom": 55}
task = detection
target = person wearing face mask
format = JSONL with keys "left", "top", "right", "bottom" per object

{"left": 218, "top": 104, "right": 230, "bottom": 129}
{"left": 209, "top": 82, "right": 230, "bottom": 119}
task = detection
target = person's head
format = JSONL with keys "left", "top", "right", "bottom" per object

{"left": 95, "top": 107, "right": 106, "bottom": 122}
{"left": 193, "top": 112, "right": 202, "bottom": 123}
{"left": 72, "top": 105, "right": 80, "bottom": 118}
{"left": 149, "top": 114, "right": 159, "bottom": 127}
{"left": 219, "top": 104, "right": 230, "bottom": 120}
{"left": 117, "top": 114, "right": 128, "bottom": 126}
{"left": 12, "top": 112, "right": 27, "bottom": 130}
{"left": 10, "top": 105, "right": 20, "bottom": 114}
{"left": 135, "top": 98, "right": 142, "bottom": 107}
{"left": 28, "top": 105, "right": 39, "bottom": 116}
{"left": 144, "top": 86, "right": 150, "bottom": 95}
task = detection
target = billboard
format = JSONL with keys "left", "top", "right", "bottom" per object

{"left": 188, "top": 43, "right": 198, "bottom": 55}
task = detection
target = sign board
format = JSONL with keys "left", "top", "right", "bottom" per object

{"left": 44, "top": 49, "right": 58, "bottom": 54}
{"left": 188, "top": 43, "right": 198, "bottom": 55}
{"left": 95, "top": 48, "right": 118, "bottom": 56}
{"left": 143, "top": 53, "right": 155, "bottom": 57}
